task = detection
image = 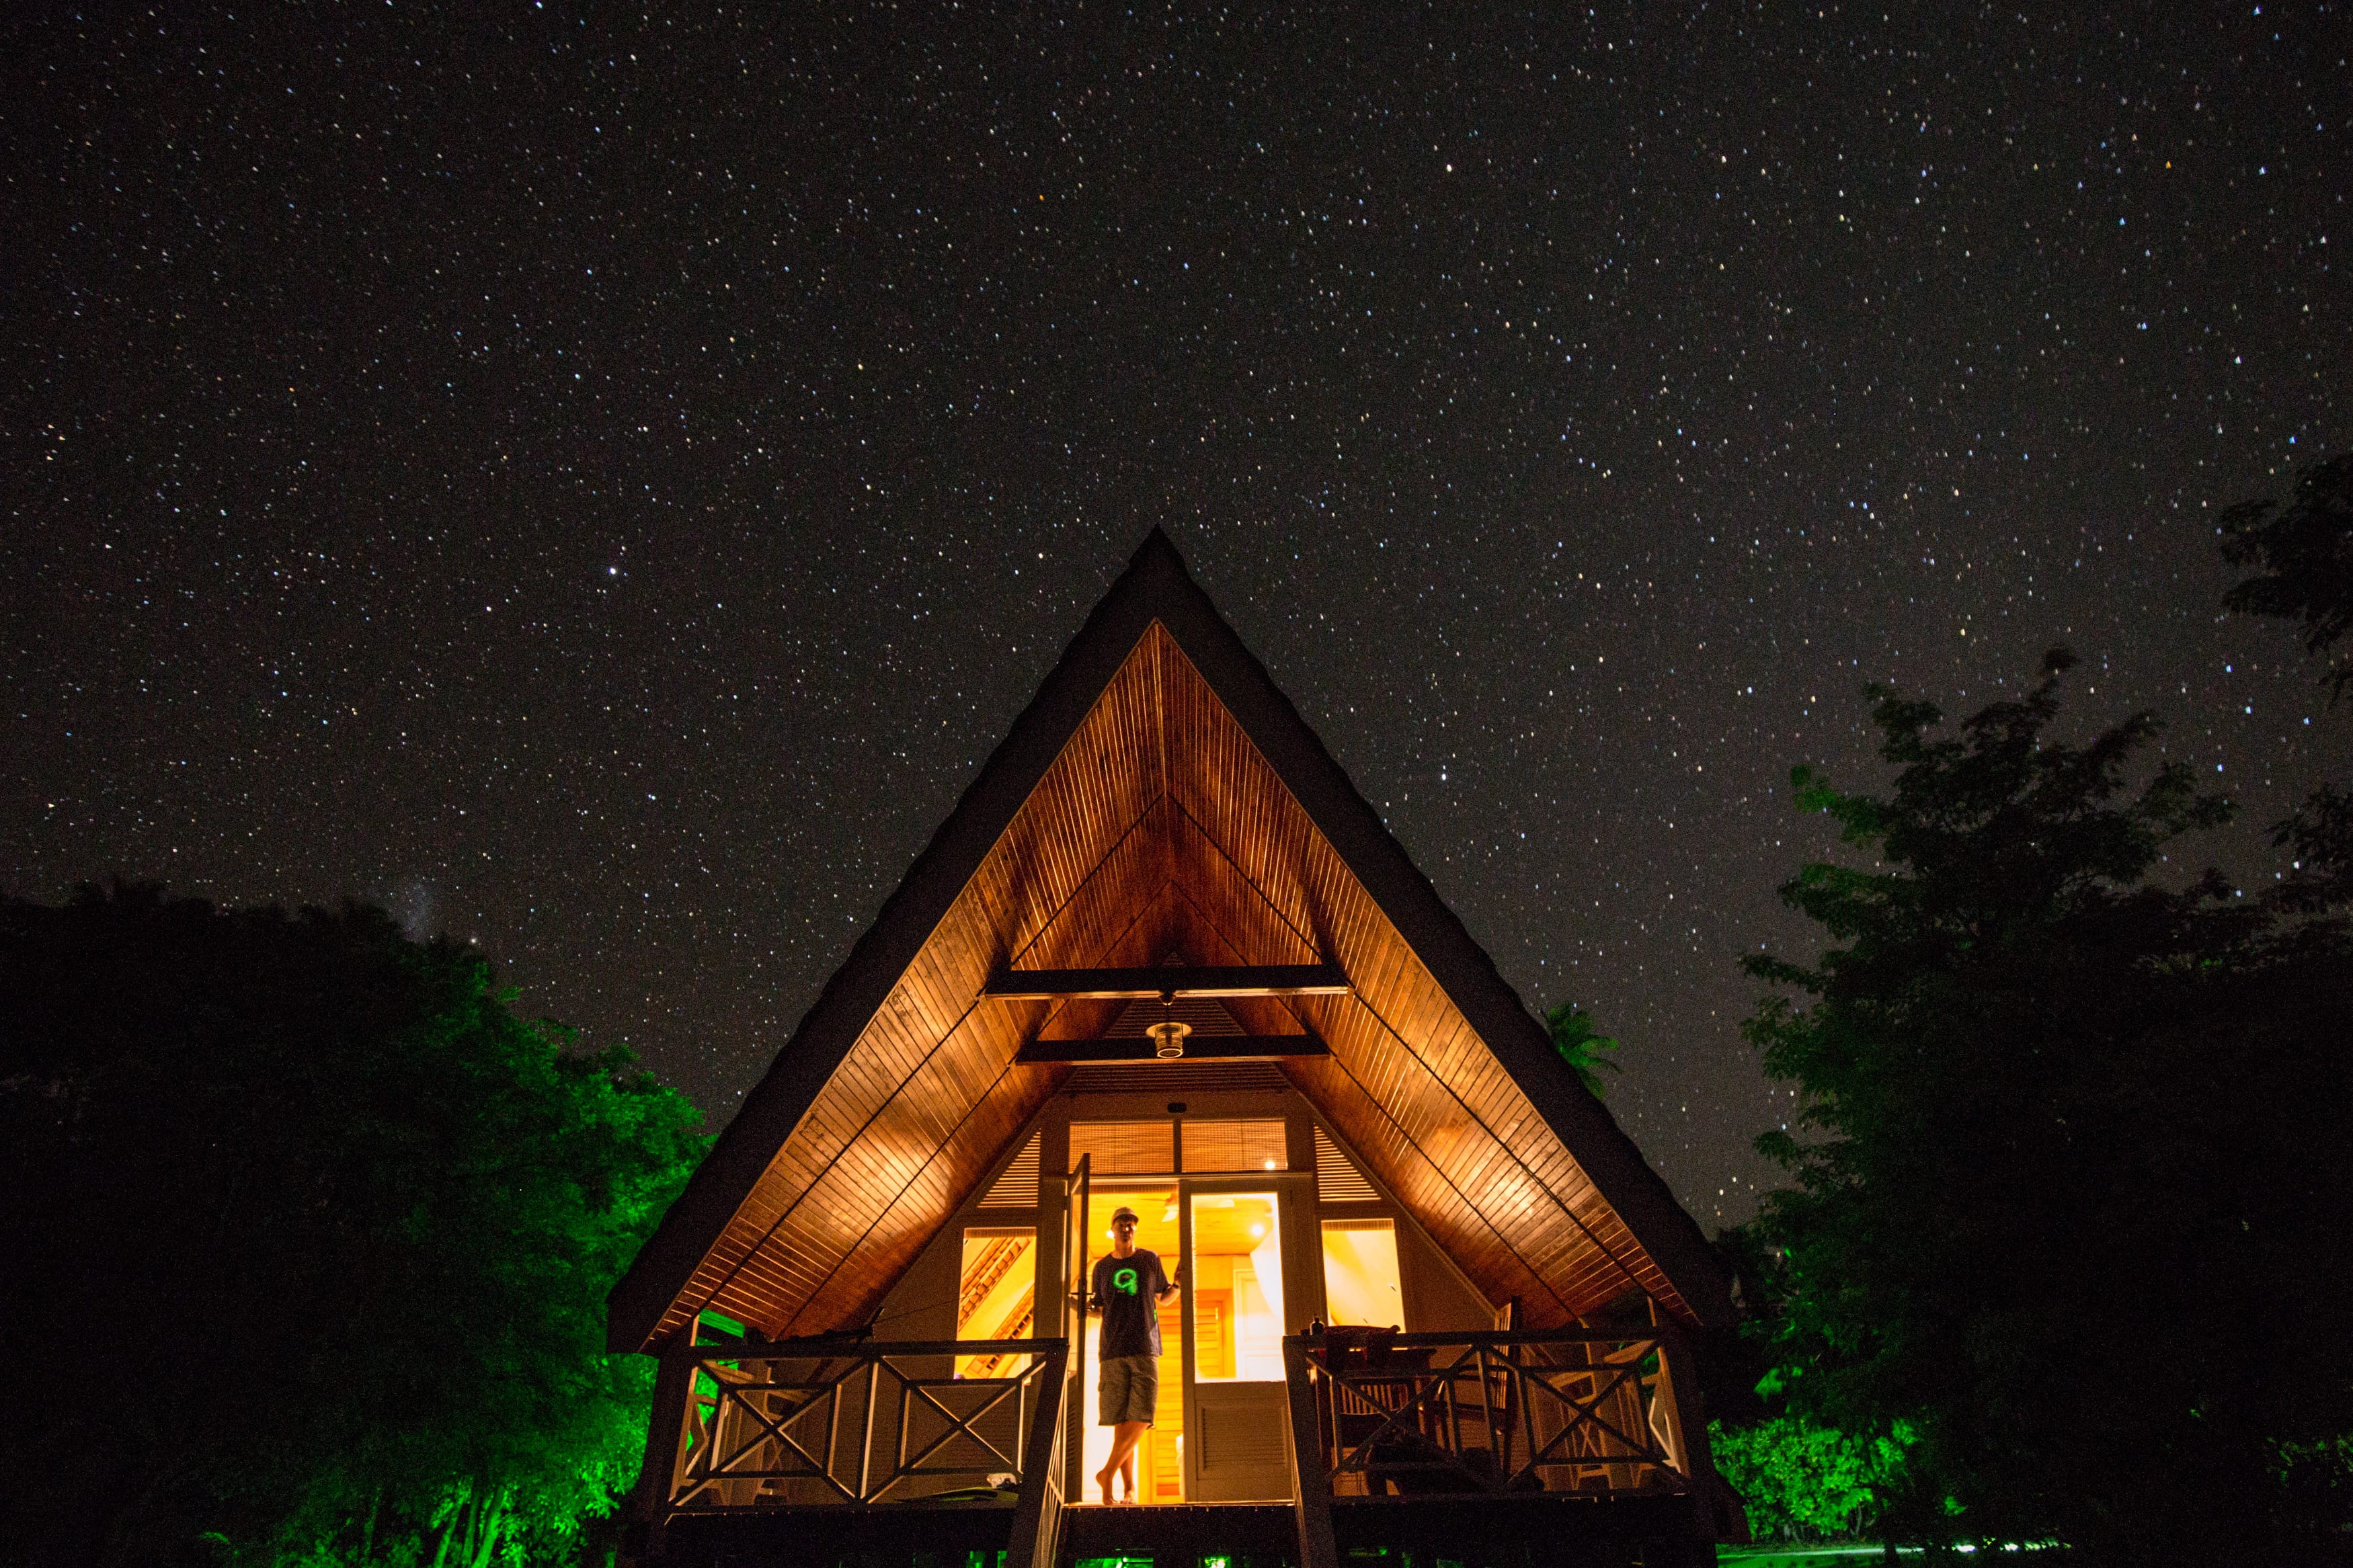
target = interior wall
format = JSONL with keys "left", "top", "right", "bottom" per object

{"left": 867, "top": 1206, "right": 962, "bottom": 1342}
{"left": 1394, "top": 1210, "right": 1501, "bottom": 1331}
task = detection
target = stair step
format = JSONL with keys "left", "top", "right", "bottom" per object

{"left": 1058, "top": 1502, "right": 1296, "bottom": 1568}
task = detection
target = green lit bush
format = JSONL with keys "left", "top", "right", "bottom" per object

{"left": 1708, "top": 1413, "right": 1908, "bottom": 1541}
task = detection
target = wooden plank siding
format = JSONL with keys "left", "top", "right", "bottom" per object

{"left": 1146, "top": 642, "right": 1689, "bottom": 1324}
{"left": 611, "top": 533, "right": 1726, "bottom": 1354}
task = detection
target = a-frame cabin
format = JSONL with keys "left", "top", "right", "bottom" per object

{"left": 612, "top": 534, "right": 1743, "bottom": 1568}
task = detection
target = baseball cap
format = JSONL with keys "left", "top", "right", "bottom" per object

{"left": 1109, "top": 1205, "right": 1141, "bottom": 1224}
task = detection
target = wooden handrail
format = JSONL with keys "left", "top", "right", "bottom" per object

{"left": 1290, "top": 1326, "right": 1680, "bottom": 1350}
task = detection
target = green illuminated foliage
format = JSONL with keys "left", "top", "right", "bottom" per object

{"left": 0, "top": 889, "right": 707, "bottom": 1567}
{"left": 1542, "top": 1002, "right": 1620, "bottom": 1098}
{"left": 1706, "top": 1413, "right": 1908, "bottom": 1539}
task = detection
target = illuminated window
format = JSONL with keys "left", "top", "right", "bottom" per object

{"left": 956, "top": 1227, "right": 1036, "bottom": 1378}
{"left": 1181, "top": 1118, "right": 1288, "bottom": 1172}
{"left": 1069, "top": 1119, "right": 1175, "bottom": 1174}
{"left": 1320, "top": 1218, "right": 1403, "bottom": 1329}
{"left": 1189, "top": 1192, "right": 1285, "bottom": 1381}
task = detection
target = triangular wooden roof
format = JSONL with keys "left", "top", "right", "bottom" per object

{"left": 608, "top": 532, "right": 1729, "bottom": 1352}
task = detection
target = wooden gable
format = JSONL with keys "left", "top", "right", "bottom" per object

{"left": 608, "top": 533, "right": 1728, "bottom": 1352}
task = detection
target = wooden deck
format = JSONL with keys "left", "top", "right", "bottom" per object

{"left": 631, "top": 1329, "right": 1723, "bottom": 1568}
{"left": 1065, "top": 1497, "right": 1713, "bottom": 1568}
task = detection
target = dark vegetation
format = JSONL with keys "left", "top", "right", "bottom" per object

{"left": 1714, "top": 456, "right": 2353, "bottom": 1563}
{"left": 0, "top": 893, "right": 705, "bottom": 1568}
{"left": 2223, "top": 454, "right": 2353, "bottom": 913}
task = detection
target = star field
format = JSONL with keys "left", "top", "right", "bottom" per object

{"left": 4, "top": 5, "right": 2344, "bottom": 1231}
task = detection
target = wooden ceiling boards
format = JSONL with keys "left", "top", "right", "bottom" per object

{"left": 606, "top": 532, "right": 1728, "bottom": 1353}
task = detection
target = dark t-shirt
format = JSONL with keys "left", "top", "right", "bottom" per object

{"left": 1090, "top": 1248, "right": 1170, "bottom": 1360}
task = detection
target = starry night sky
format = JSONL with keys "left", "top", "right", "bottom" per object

{"left": 5, "top": 5, "right": 2344, "bottom": 1231}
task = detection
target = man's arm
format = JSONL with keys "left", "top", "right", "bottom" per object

{"left": 1156, "top": 1260, "right": 1181, "bottom": 1304}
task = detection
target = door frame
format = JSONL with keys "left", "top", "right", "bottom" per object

{"left": 1176, "top": 1169, "right": 1316, "bottom": 1499}
{"left": 1058, "top": 1157, "right": 1090, "bottom": 1504}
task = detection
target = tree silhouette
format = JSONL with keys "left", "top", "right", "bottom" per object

{"left": 0, "top": 886, "right": 706, "bottom": 1568}
{"left": 1740, "top": 655, "right": 2353, "bottom": 1563}
{"left": 2223, "top": 453, "right": 2353, "bottom": 912}
{"left": 2223, "top": 454, "right": 2353, "bottom": 703}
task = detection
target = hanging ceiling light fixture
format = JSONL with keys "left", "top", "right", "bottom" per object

{"left": 1148, "top": 988, "right": 1190, "bottom": 1059}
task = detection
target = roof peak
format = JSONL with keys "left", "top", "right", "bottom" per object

{"left": 606, "top": 536, "right": 1729, "bottom": 1350}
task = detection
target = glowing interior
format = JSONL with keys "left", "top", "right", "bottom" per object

{"left": 1319, "top": 1217, "right": 1404, "bottom": 1329}
{"left": 1189, "top": 1192, "right": 1285, "bottom": 1382}
{"left": 955, "top": 1227, "right": 1037, "bottom": 1380}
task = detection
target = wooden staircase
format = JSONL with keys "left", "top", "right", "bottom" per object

{"left": 1056, "top": 1502, "right": 1297, "bottom": 1567}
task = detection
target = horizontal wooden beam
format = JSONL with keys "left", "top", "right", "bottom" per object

{"left": 1015, "top": 1034, "right": 1330, "bottom": 1064}
{"left": 690, "top": 1335, "right": 1066, "bottom": 1362}
{"left": 1284, "top": 1327, "right": 1667, "bottom": 1349}
{"left": 984, "top": 963, "right": 1348, "bottom": 1000}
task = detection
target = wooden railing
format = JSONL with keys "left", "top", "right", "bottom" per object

{"left": 1017, "top": 1346, "right": 1070, "bottom": 1568}
{"left": 666, "top": 1334, "right": 1069, "bottom": 1565}
{"left": 1285, "top": 1327, "right": 1698, "bottom": 1501}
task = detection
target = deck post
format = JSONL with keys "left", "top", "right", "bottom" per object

{"left": 623, "top": 1332, "right": 699, "bottom": 1564}
{"left": 1281, "top": 1336, "right": 1341, "bottom": 1568}
{"left": 1652, "top": 1319, "right": 1724, "bottom": 1550}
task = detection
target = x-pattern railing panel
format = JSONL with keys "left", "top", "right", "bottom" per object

{"left": 703, "top": 1370, "right": 859, "bottom": 1503}
{"left": 893, "top": 1369, "right": 1032, "bottom": 1481}
{"left": 1513, "top": 1348, "right": 1673, "bottom": 1480}
{"left": 670, "top": 1337, "right": 1066, "bottom": 1513}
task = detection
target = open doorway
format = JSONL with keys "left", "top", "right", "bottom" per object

{"left": 1079, "top": 1184, "right": 1183, "bottom": 1503}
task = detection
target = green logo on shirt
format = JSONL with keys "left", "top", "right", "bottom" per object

{"left": 1113, "top": 1266, "right": 1140, "bottom": 1295}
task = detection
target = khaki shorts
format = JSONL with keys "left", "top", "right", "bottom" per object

{"left": 1097, "top": 1354, "right": 1159, "bottom": 1426}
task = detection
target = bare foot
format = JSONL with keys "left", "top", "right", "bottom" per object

{"left": 1094, "top": 1467, "right": 1114, "bottom": 1505}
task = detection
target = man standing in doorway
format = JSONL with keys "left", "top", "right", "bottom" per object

{"left": 1090, "top": 1204, "right": 1179, "bottom": 1504}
